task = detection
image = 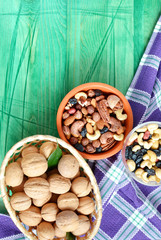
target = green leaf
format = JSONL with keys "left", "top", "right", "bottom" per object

{"left": 66, "top": 232, "right": 76, "bottom": 240}
{"left": 48, "top": 144, "right": 62, "bottom": 168}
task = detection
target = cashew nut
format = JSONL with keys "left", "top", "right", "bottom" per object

{"left": 75, "top": 92, "right": 87, "bottom": 100}
{"left": 136, "top": 126, "right": 147, "bottom": 133}
{"left": 159, "top": 139, "right": 161, "bottom": 145}
{"left": 128, "top": 132, "right": 138, "bottom": 143}
{"left": 154, "top": 129, "right": 161, "bottom": 138}
{"left": 147, "top": 123, "right": 158, "bottom": 132}
{"left": 70, "top": 121, "right": 84, "bottom": 137}
{"left": 140, "top": 160, "right": 152, "bottom": 169}
{"left": 143, "top": 154, "right": 150, "bottom": 160}
{"left": 147, "top": 150, "right": 157, "bottom": 163}
{"left": 152, "top": 133, "right": 160, "bottom": 141}
{"left": 148, "top": 175, "right": 157, "bottom": 182}
{"left": 138, "top": 133, "right": 144, "bottom": 146}
{"left": 115, "top": 109, "right": 127, "bottom": 121}
{"left": 143, "top": 141, "right": 153, "bottom": 149}
{"left": 156, "top": 168, "right": 161, "bottom": 180}
{"left": 127, "top": 160, "right": 136, "bottom": 172}
{"left": 151, "top": 140, "right": 159, "bottom": 150}
{"left": 86, "top": 117, "right": 95, "bottom": 126}
{"left": 86, "top": 130, "right": 101, "bottom": 141}
{"left": 156, "top": 176, "right": 161, "bottom": 183}
{"left": 132, "top": 145, "right": 141, "bottom": 152}
{"left": 113, "top": 134, "right": 124, "bottom": 141}
{"left": 135, "top": 168, "right": 144, "bottom": 178}
{"left": 141, "top": 172, "right": 149, "bottom": 183}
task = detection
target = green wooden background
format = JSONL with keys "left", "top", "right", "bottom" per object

{"left": 0, "top": 0, "right": 161, "bottom": 213}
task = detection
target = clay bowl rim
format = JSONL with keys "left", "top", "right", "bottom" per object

{"left": 56, "top": 82, "right": 133, "bottom": 160}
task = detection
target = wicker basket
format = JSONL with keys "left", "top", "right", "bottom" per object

{"left": 0, "top": 135, "right": 102, "bottom": 240}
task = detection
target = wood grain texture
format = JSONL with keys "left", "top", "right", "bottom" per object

{"left": 0, "top": 0, "right": 161, "bottom": 212}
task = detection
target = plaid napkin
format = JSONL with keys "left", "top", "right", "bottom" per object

{"left": 1, "top": 16, "right": 161, "bottom": 240}
{"left": 92, "top": 16, "right": 161, "bottom": 240}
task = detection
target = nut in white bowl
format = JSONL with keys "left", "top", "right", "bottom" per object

{"left": 122, "top": 121, "right": 161, "bottom": 186}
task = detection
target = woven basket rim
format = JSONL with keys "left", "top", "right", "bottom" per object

{"left": 0, "top": 135, "right": 102, "bottom": 240}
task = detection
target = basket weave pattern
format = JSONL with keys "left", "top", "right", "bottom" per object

{"left": 0, "top": 135, "right": 102, "bottom": 240}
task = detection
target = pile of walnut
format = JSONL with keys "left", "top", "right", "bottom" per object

{"left": 5, "top": 143, "right": 95, "bottom": 240}
{"left": 63, "top": 89, "right": 127, "bottom": 153}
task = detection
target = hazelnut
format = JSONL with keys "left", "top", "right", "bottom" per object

{"left": 92, "top": 140, "right": 101, "bottom": 148}
{"left": 87, "top": 90, "right": 95, "bottom": 97}
{"left": 48, "top": 174, "right": 71, "bottom": 194}
{"left": 19, "top": 206, "right": 42, "bottom": 226}
{"left": 56, "top": 210, "right": 79, "bottom": 232}
{"left": 12, "top": 176, "right": 27, "bottom": 193}
{"left": 72, "top": 215, "right": 90, "bottom": 236}
{"left": 92, "top": 112, "right": 101, "bottom": 122}
{"left": 21, "top": 153, "right": 48, "bottom": 177}
{"left": 70, "top": 137, "right": 78, "bottom": 145}
{"left": 87, "top": 105, "right": 95, "bottom": 115}
{"left": 33, "top": 192, "right": 52, "bottom": 207}
{"left": 71, "top": 177, "right": 91, "bottom": 197}
{"left": 10, "top": 192, "right": 31, "bottom": 211}
{"left": 5, "top": 162, "right": 23, "bottom": 187}
{"left": 75, "top": 103, "right": 82, "bottom": 110}
{"left": 58, "top": 154, "right": 79, "bottom": 179}
{"left": 21, "top": 146, "right": 38, "bottom": 157}
{"left": 53, "top": 223, "right": 66, "bottom": 238}
{"left": 41, "top": 203, "right": 59, "bottom": 222}
{"left": 81, "top": 138, "right": 89, "bottom": 146}
{"left": 24, "top": 177, "right": 50, "bottom": 199}
{"left": 86, "top": 144, "right": 96, "bottom": 153}
{"left": 40, "top": 141, "right": 57, "bottom": 159}
{"left": 37, "top": 222, "right": 55, "bottom": 240}
{"left": 77, "top": 197, "right": 95, "bottom": 215}
{"left": 57, "top": 192, "right": 79, "bottom": 211}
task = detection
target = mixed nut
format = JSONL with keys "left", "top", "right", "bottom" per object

{"left": 5, "top": 143, "right": 95, "bottom": 239}
{"left": 125, "top": 123, "right": 161, "bottom": 183}
{"left": 62, "top": 89, "right": 127, "bottom": 153}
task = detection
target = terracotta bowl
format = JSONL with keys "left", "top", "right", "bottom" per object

{"left": 57, "top": 82, "right": 133, "bottom": 160}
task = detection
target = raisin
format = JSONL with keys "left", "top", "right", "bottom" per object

{"left": 96, "top": 147, "right": 102, "bottom": 153}
{"left": 131, "top": 153, "right": 137, "bottom": 161}
{"left": 74, "top": 143, "right": 84, "bottom": 152}
{"left": 125, "top": 146, "right": 132, "bottom": 159}
{"left": 136, "top": 163, "right": 141, "bottom": 168}
{"left": 69, "top": 98, "right": 77, "bottom": 105}
{"left": 95, "top": 89, "right": 102, "bottom": 97}
{"left": 156, "top": 161, "right": 161, "bottom": 168}
{"left": 144, "top": 167, "right": 155, "bottom": 176}
{"left": 80, "top": 128, "right": 87, "bottom": 137}
{"left": 135, "top": 156, "right": 143, "bottom": 164}
{"left": 100, "top": 127, "right": 109, "bottom": 134}
{"left": 152, "top": 149, "right": 160, "bottom": 156}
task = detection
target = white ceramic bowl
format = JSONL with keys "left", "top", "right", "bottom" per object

{"left": 122, "top": 121, "right": 161, "bottom": 186}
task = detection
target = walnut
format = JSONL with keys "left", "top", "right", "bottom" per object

{"left": 40, "top": 141, "right": 57, "bottom": 159}
{"left": 37, "top": 222, "right": 55, "bottom": 240}
{"left": 72, "top": 215, "right": 90, "bottom": 236}
{"left": 77, "top": 196, "right": 95, "bottom": 215}
{"left": 71, "top": 177, "right": 91, "bottom": 197}
{"left": 5, "top": 162, "right": 23, "bottom": 187}
{"left": 58, "top": 154, "right": 79, "bottom": 178}
{"left": 41, "top": 203, "right": 59, "bottom": 222}
{"left": 56, "top": 210, "right": 79, "bottom": 232}
{"left": 57, "top": 192, "right": 79, "bottom": 211}
{"left": 33, "top": 191, "right": 52, "bottom": 207}
{"left": 19, "top": 206, "right": 42, "bottom": 226}
{"left": 21, "top": 153, "right": 48, "bottom": 177}
{"left": 53, "top": 223, "right": 66, "bottom": 238}
{"left": 48, "top": 174, "right": 71, "bottom": 194}
{"left": 24, "top": 177, "right": 50, "bottom": 199}
{"left": 10, "top": 192, "right": 31, "bottom": 211}
{"left": 21, "top": 146, "right": 38, "bottom": 157}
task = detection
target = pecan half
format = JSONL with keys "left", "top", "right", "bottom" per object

{"left": 96, "top": 100, "right": 110, "bottom": 123}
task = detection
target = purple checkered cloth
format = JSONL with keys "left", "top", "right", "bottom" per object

{"left": 1, "top": 16, "right": 161, "bottom": 240}
{"left": 92, "top": 16, "right": 161, "bottom": 240}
